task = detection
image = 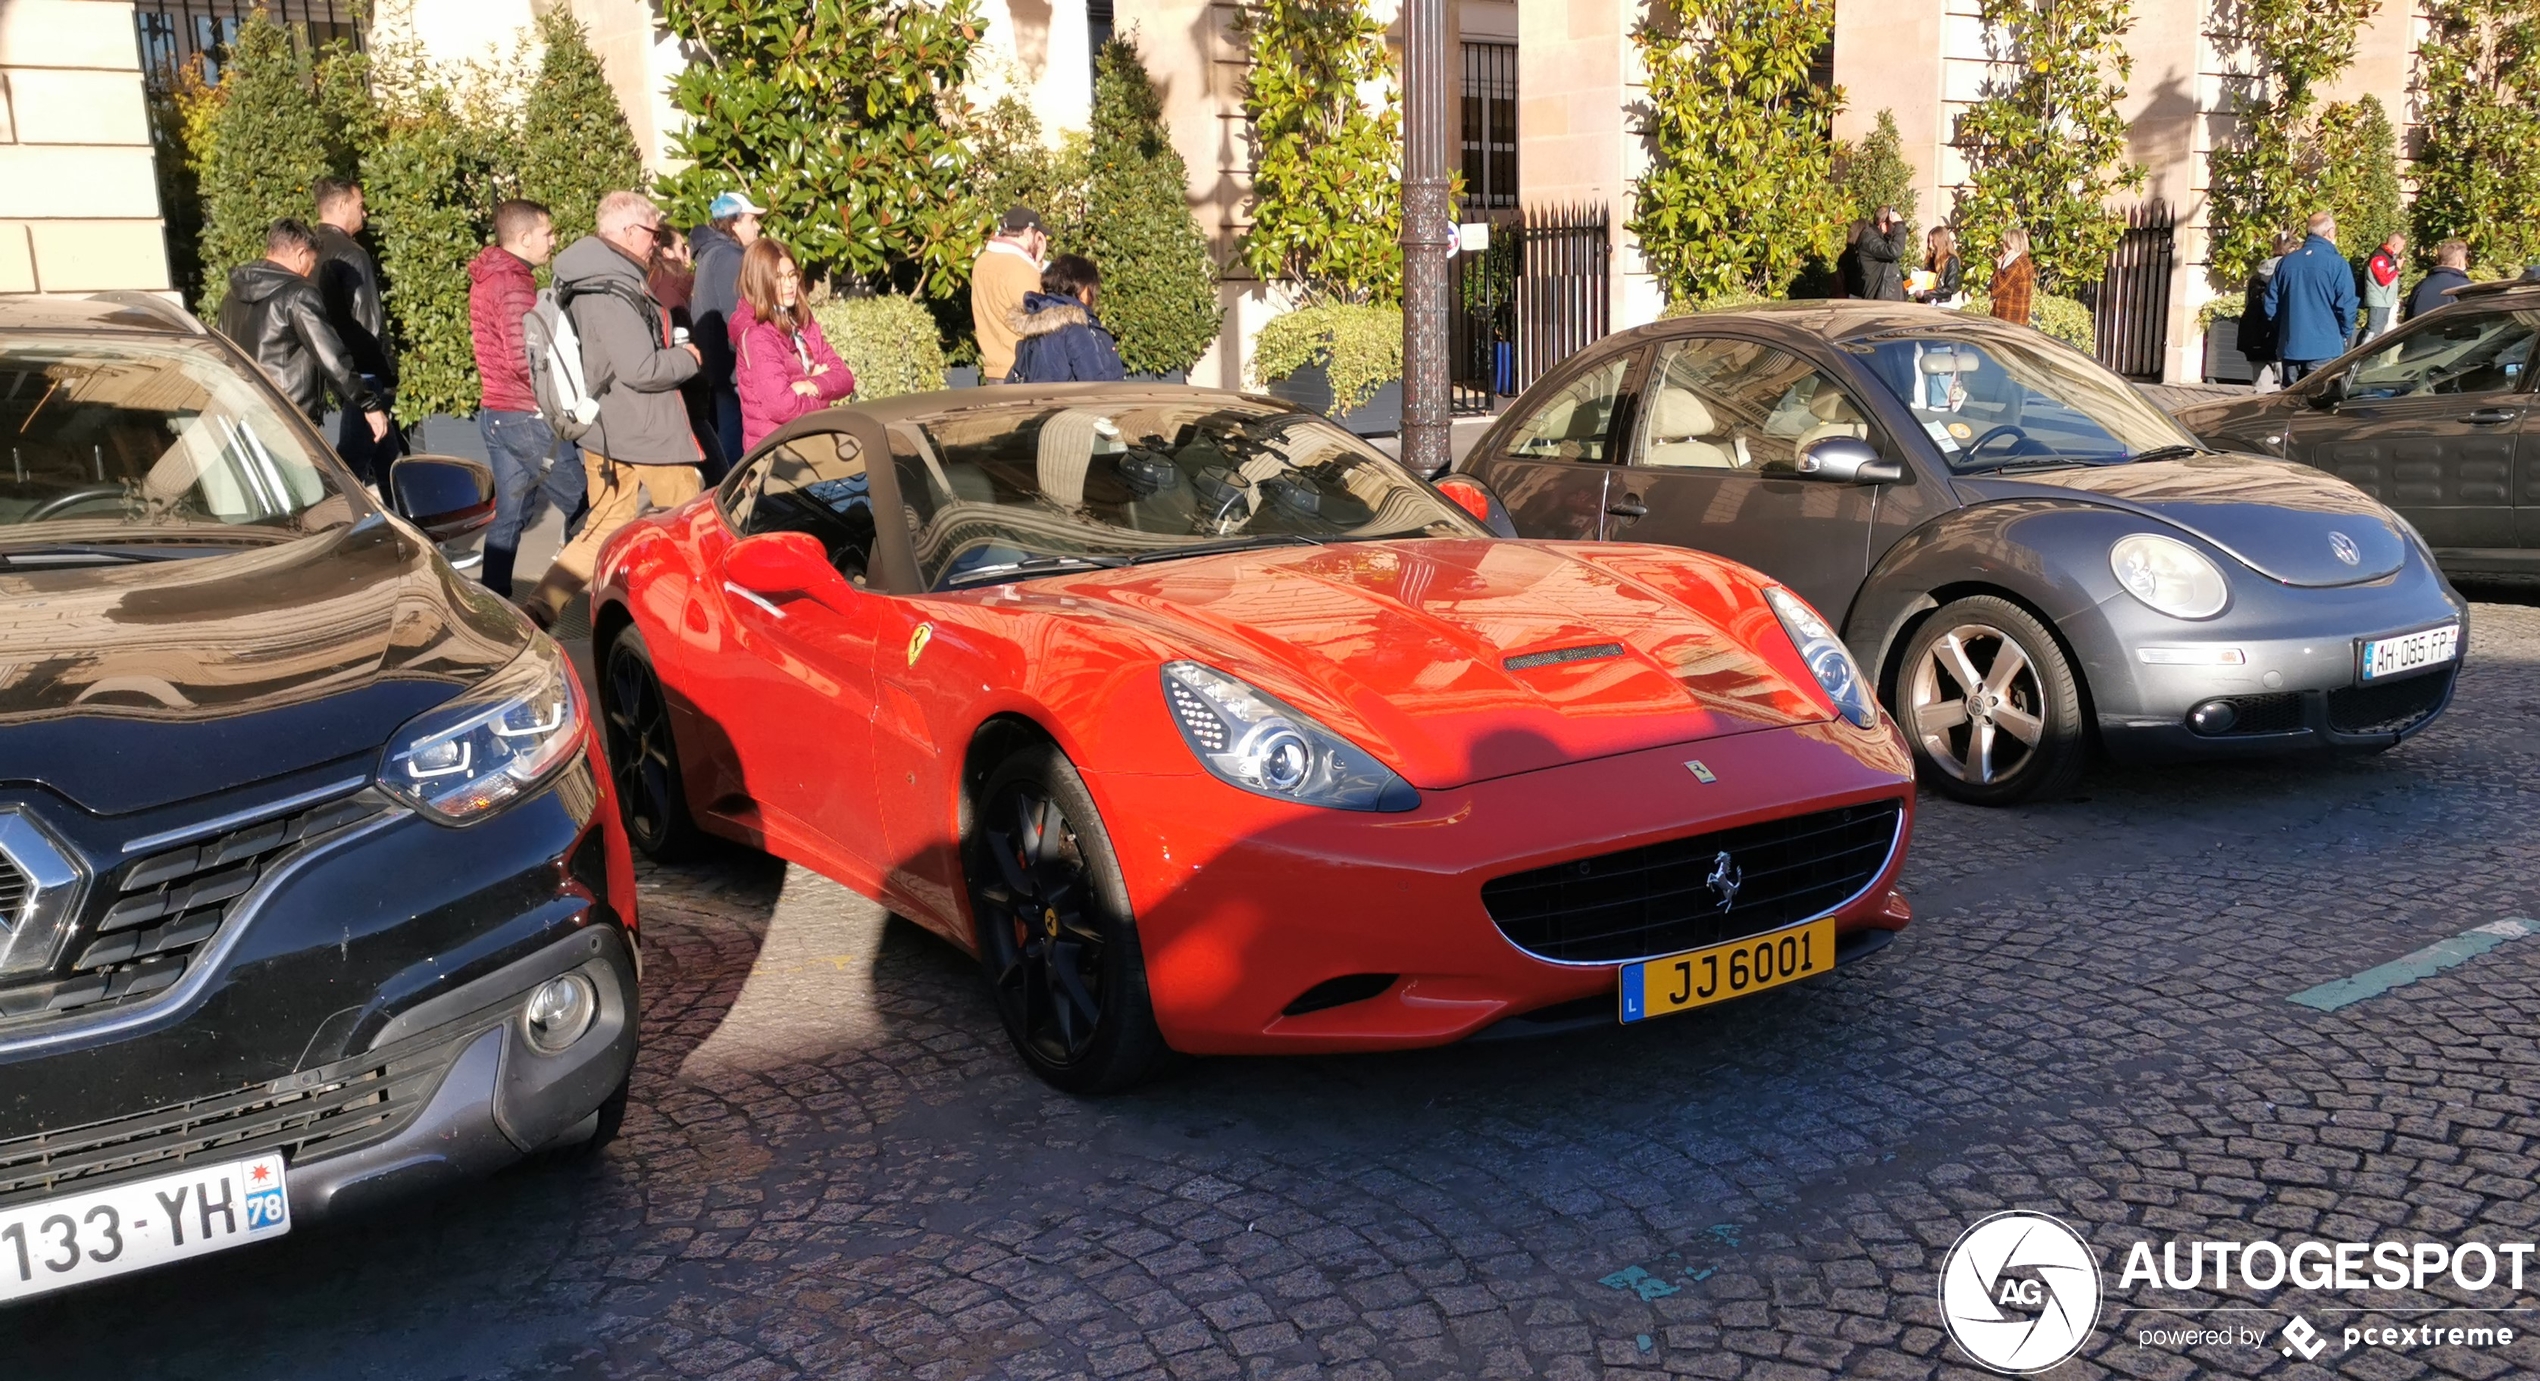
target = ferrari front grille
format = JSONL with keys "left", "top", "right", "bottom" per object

{"left": 1482, "top": 800, "right": 1903, "bottom": 964}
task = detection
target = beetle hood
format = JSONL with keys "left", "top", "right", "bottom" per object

{"left": 1951, "top": 453, "right": 2408, "bottom": 586}
{"left": 1017, "top": 539, "right": 1843, "bottom": 790}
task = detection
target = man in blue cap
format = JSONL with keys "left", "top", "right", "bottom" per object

{"left": 689, "top": 191, "right": 764, "bottom": 466}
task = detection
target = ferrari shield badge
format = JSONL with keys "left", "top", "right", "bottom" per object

{"left": 1684, "top": 760, "right": 1717, "bottom": 784}
{"left": 906, "top": 622, "right": 934, "bottom": 667}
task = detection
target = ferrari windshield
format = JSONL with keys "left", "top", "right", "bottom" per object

{"left": 0, "top": 336, "right": 355, "bottom": 551}
{"left": 1850, "top": 331, "right": 2200, "bottom": 472}
{"left": 888, "top": 399, "right": 1482, "bottom": 590}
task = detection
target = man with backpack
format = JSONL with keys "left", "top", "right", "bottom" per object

{"left": 468, "top": 198, "right": 587, "bottom": 599}
{"left": 520, "top": 191, "right": 703, "bottom": 628}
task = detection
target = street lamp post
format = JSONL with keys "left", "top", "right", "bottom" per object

{"left": 1398, "top": 0, "right": 1451, "bottom": 479}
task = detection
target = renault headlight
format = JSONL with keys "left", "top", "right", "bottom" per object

{"left": 2109, "top": 533, "right": 2228, "bottom": 619}
{"left": 1160, "top": 661, "right": 1418, "bottom": 812}
{"left": 1763, "top": 586, "right": 1880, "bottom": 729}
{"left": 378, "top": 636, "right": 585, "bottom": 823}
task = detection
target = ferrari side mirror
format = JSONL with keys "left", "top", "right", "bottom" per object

{"left": 726, "top": 531, "right": 854, "bottom": 610}
{"left": 1794, "top": 437, "right": 1903, "bottom": 485}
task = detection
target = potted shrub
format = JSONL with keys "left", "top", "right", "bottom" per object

{"left": 1250, "top": 303, "right": 1403, "bottom": 435}
{"left": 810, "top": 293, "right": 948, "bottom": 400}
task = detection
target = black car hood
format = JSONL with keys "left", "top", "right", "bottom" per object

{"left": 1950, "top": 454, "right": 2407, "bottom": 587}
{"left": 0, "top": 518, "right": 533, "bottom": 816}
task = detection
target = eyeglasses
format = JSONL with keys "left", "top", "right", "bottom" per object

{"left": 777, "top": 269, "right": 801, "bottom": 282}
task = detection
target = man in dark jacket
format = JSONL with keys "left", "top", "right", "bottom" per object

{"left": 687, "top": 191, "right": 762, "bottom": 466}
{"left": 1855, "top": 209, "right": 1912, "bottom": 301}
{"left": 312, "top": 177, "right": 400, "bottom": 484}
{"left": 2263, "top": 213, "right": 2358, "bottom": 384}
{"left": 2237, "top": 231, "right": 2296, "bottom": 389}
{"left": 521, "top": 191, "right": 703, "bottom": 627}
{"left": 217, "top": 219, "right": 389, "bottom": 446}
{"left": 1006, "top": 255, "right": 1127, "bottom": 384}
{"left": 2406, "top": 239, "right": 2473, "bottom": 320}
{"left": 468, "top": 198, "right": 586, "bottom": 598}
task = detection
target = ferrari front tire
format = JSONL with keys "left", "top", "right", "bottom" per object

{"left": 965, "top": 742, "right": 1168, "bottom": 1093}
{"left": 1898, "top": 595, "right": 2087, "bottom": 806}
{"left": 600, "top": 625, "right": 706, "bottom": 860}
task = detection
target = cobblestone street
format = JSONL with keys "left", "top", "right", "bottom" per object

{"left": 11, "top": 588, "right": 2539, "bottom": 1381}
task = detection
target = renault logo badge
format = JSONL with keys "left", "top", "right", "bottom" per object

{"left": 2328, "top": 531, "right": 2360, "bottom": 566}
{"left": 1684, "top": 760, "right": 1717, "bottom": 784}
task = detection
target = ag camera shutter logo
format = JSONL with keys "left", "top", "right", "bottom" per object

{"left": 1939, "top": 1211, "right": 2102, "bottom": 1373}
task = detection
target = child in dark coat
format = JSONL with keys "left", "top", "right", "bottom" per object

{"left": 1004, "top": 254, "right": 1128, "bottom": 384}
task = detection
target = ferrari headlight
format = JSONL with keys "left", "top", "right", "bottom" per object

{"left": 2110, "top": 533, "right": 2228, "bottom": 619}
{"left": 378, "top": 636, "right": 585, "bottom": 823}
{"left": 1763, "top": 586, "right": 1880, "bottom": 729}
{"left": 1160, "top": 661, "right": 1417, "bottom": 812}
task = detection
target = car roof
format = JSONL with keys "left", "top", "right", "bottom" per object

{"left": 2445, "top": 276, "right": 2540, "bottom": 304}
{"left": 1616, "top": 299, "right": 2043, "bottom": 348}
{"left": 835, "top": 383, "right": 1304, "bottom": 427}
{"left": 0, "top": 293, "right": 206, "bottom": 336}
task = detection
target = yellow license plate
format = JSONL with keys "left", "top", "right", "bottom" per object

{"left": 1618, "top": 918, "right": 1835, "bottom": 1022}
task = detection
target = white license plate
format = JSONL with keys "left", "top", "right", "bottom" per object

{"left": 2360, "top": 623, "right": 2459, "bottom": 681}
{"left": 0, "top": 1153, "right": 289, "bottom": 1302}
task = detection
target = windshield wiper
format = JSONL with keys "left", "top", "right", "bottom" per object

{"left": 942, "top": 553, "right": 1128, "bottom": 588}
{"left": 1126, "top": 534, "right": 1323, "bottom": 565}
{"left": 2126, "top": 444, "right": 2207, "bottom": 463}
{"left": 0, "top": 542, "right": 224, "bottom": 569}
{"left": 1957, "top": 457, "right": 2092, "bottom": 476}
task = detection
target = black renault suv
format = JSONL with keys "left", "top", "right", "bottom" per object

{"left": 0, "top": 295, "right": 637, "bottom": 1303}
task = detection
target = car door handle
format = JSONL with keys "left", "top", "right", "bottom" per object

{"left": 2460, "top": 408, "right": 2519, "bottom": 426}
{"left": 1606, "top": 495, "right": 1649, "bottom": 519}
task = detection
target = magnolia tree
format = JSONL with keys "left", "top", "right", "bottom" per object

{"left": 2412, "top": 0, "right": 2540, "bottom": 276}
{"left": 2204, "top": 0, "right": 2381, "bottom": 290}
{"left": 1235, "top": 0, "right": 1402, "bottom": 305}
{"left": 1629, "top": 0, "right": 1844, "bottom": 302}
{"left": 1952, "top": 0, "right": 2144, "bottom": 293}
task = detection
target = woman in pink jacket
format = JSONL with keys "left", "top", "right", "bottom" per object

{"left": 731, "top": 237, "right": 854, "bottom": 453}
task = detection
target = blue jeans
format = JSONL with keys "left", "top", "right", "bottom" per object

{"left": 478, "top": 411, "right": 587, "bottom": 597}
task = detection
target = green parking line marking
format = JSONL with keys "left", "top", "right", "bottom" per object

{"left": 2289, "top": 918, "right": 2537, "bottom": 1012}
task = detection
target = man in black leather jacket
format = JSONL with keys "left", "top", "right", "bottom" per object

{"left": 312, "top": 178, "right": 399, "bottom": 482}
{"left": 217, "top": 219, "right": 389, "bottom": 446}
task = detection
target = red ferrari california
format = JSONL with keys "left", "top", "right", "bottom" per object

{"left": 589, "top": 388, "right": 1915, "bottom": 1090}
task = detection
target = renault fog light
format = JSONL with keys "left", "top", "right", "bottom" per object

{"left": 523, "top": 972, "right": 598, "bottom": 1054}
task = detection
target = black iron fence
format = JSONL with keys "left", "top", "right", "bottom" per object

{"left": 135, "top": 0, "right": 360, "bottom": 90}
{"left": 2090, "top": 200, "right": 2176, "bottom": 382}
{"left": 1450, "top": 203, "right": 1610, "bottom": 413}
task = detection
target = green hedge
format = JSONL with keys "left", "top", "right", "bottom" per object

{"left": 1960, "top": 291, "right": 2097, "bottom": 352}
{"left": 812, "top": 295, "right": 947, "bottom": 400}
{"left": 1249, "top": 304, "right": 1401, "bottom": 416}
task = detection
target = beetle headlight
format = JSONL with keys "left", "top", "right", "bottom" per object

{"left": 378, "top": 636, "right": 585, "bottom": 823}
{"left": 1762, "top": 586, "right": 1880, "bottom": 729}
{"left": 1160, "top": 661, "right": 1418, "bottom": 812}
{"left": 2110, "top": 533, "right": 2228, "bottom": 619}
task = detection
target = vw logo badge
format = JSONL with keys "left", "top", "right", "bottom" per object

{"left": 2328, "top": 530, "right": 2360, "bottom": 566}
{"left": 1704, "top": 850, "right": 1742, "bottom": 912}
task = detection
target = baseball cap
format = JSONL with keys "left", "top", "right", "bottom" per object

{"left": 709, "top": 191, "right": 765, "bottom": 219}
{"left": 999, "top": 205, "right": 1045, "bottom": 234}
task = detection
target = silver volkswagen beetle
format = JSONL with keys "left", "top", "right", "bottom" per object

{"left": 1441, "top": 303, "right": 2469, "bottom": 804}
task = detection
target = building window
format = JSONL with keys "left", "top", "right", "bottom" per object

{"left": 135, "top": 0, "right": 361, "bottom": 90}
{"left": 1461, "top": 41, "right": 1518, "bottom": 211}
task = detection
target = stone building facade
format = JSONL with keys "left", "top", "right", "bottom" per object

{"left": 0, "top": 0, "right": 169, "bottom": 295}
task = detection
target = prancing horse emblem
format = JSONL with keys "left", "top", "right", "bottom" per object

{"left": 1705, "top": 851, "right": 1743, "bottom": 912}
{"left": 2328, "top": 531, "right": 2360, "bottom": 566}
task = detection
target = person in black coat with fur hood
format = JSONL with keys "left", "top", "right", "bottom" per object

{"left": 1005, "top": 254, "right": 1127, "bottom": 384}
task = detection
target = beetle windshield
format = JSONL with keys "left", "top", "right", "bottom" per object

{"left": 1850, "top": 332, "right": 2200, "bottom": 472}
{"left": 0, "top": 336, "right": 355, "bottom": 551}
{"left": 888, "top": 399, "right": 1483, "bottom": 591}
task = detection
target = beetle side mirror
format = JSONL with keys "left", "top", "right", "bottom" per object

{"left": 726, "top": 530, "right": 856, "bottom": 611}
{"left": 1793, "top": 437, "right": 1904, "bottom": 485}
{"left": 388, "top": 454, "right": 495, "bottom": 540}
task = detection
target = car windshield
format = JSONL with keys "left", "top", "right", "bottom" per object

{"left": 1850, "top": 331, "right": 2200, "bottom": 472}
{"left": 888, "top": 399, "right": 1482, "bottom": 590}
{"left": 0, "top": 336, "right": 355, "bottom": 555}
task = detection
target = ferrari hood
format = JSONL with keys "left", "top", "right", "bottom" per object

{"left": 1950, "top": 453, "right": 2407, "bottom": 586}
{"left": 1024, "top": 539, "right": 1837, "bottom": 790}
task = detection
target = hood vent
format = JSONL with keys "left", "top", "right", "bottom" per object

{"left": 1504, "top": 642, "right": 1625, "bottom": 672}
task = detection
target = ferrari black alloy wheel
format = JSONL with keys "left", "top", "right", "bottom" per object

{"left": 967, "top": 742, "right": 1166, "bottom": 1093}
{"left": 1899, "top": 595, "right": 2088, "bottom": 805}
{"left": 601, "top": 626, "right": 703, "bottom": 860}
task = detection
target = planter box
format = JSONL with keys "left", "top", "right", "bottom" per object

{"left": 947, "top": 365, "right": 982, "bottom": 389}
{"left": 2203, "top": 317, "right": 2254, "bottom": 384}
{"left": 1262, "top": 361, "right": 1403, "bottom": 436}
{"left": 1125, "top": 369, "right": 1189, "bottom": 385}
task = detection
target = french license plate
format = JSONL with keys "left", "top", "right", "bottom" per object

{"left": 0, "top": 1153, "right": 289, "bottom": 1302}
{"left": 2359, "top": 623, "right": 2459, "bottom": 681}
{"left": 1618, "top": 918, "right": 1835, "bottom": 1023}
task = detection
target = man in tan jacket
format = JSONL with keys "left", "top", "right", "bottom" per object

{"left": 972, "top": 205, "right": 1047, "bottom": 383}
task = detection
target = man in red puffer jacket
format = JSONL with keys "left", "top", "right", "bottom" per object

{"left": 468, "top": 199, "right": 586, "bottom": 599}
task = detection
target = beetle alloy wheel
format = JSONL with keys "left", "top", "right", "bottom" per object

{"left": 602, "top": 646, "right": 681, "bottom": 849}
{"left": 979, "top": 783, "right": 1108, "bottom": 1067}
{"left": 1907, "top": 622, "right": 2049, "bottom": 787}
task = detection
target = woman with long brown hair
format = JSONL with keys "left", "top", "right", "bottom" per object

{"left": 1914, "top": 226, "right": 1964, "bottom": 308}
{"left": 730, "top": 237, "right": 854, "bottom": 452}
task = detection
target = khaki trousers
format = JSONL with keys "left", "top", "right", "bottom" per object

{"left": 525, "top": 450, "right": 702, "bottom": 621}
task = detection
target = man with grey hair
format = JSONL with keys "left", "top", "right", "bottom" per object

{"left": 2264, "top": 211, "right": 2357, "bottom": 385}
{"left": 521, "top": 190, "right": 704, "bottom": 626}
